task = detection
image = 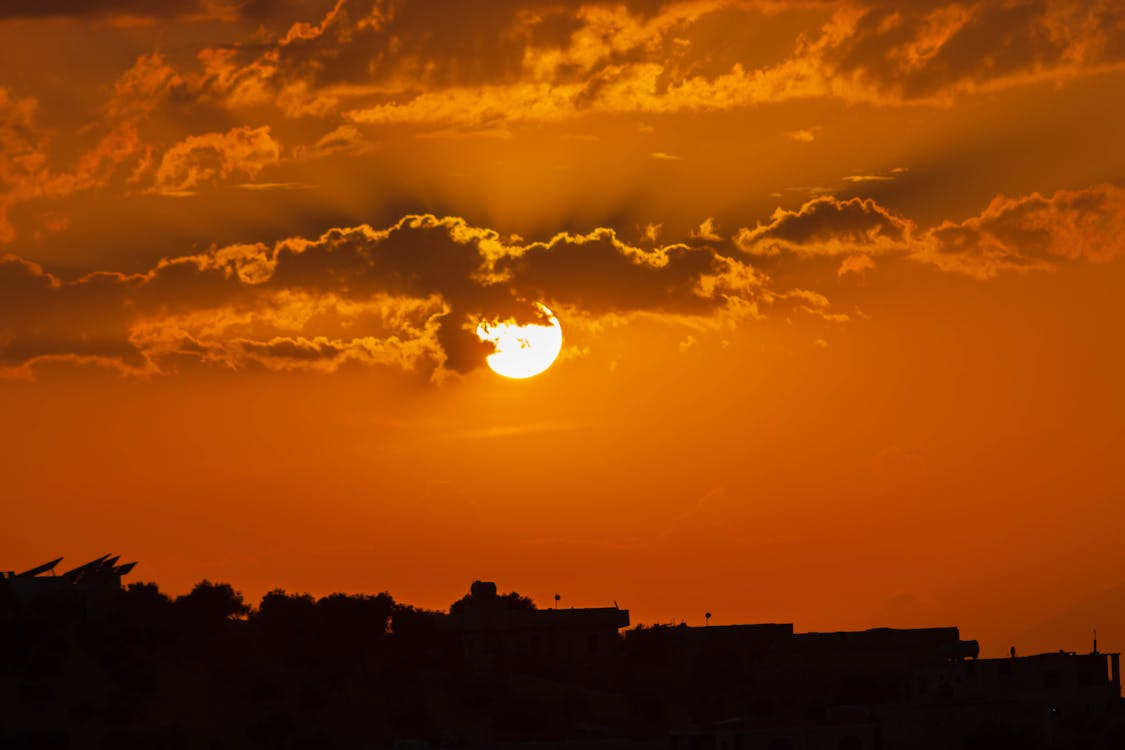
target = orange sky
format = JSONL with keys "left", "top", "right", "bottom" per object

{"left": 3, "top": 0, "right": 1125, "bottom": 657}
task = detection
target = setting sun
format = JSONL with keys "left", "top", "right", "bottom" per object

{"left": 475, "top": 304, "right": 564, "bottom": 379}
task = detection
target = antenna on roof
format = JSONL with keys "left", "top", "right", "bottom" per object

{"left": 554, "top": 593, "right": 560, "bottom": 609}
{"left": 705, "top": 611, "right": 712, "bottom": 626}
{"left": 1094, "top": 627, "right": 1099, "bottom": 655}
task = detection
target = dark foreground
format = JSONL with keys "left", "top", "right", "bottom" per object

{"left": 1, "top": 567, "right": 1123, "bottom": 750}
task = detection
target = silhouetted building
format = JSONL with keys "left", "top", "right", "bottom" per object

{"left": 871, "top": 650, "right": 1124, "bottom": 749}
{"left": 1, "top": 554, "right": 135, "bottom": 619}
{"left": 658, "top": 623, "right": 1121, "bottom": 750}
{"left": 440, "top": 580, "right": 630, "bottom": 683}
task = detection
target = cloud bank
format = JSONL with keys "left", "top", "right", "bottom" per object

{"left": 2, "top": 183, "right": 1121, "bottom": 379}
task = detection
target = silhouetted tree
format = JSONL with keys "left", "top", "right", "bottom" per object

{"left": 254, "top": 589, "right": 316, "bottom": 630}
{"left": 252, "top": 589, "right": 395, "bottom": 653}
{"left": 390, "top": 602, "right": 439, "bottom": 638}
{"left": 119, "top": 581, "right": 171, "bottom": 618}
{"left": 172, "top": 580, "right": 249, "bottom": 623}
{"left": 449, "top": 589, "right": 535, "bottom": 615}
{"left": 317, "top": 591, "right": 394, "bottom": 640}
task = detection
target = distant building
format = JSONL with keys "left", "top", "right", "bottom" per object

{"left": 874, "top": 650, "right": 1124, "bottom": 749}
{"left": 1, "top": 554, "right": 136, "bottom": 618}
{"left": 655, "top": 622, "right": 1121, "bottom": 750}
{"left": 440, "top": 580, "right": 630, "bottom": 683}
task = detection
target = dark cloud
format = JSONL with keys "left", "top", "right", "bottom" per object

{"left": 501, "top": 231, "right": 720, "bottom": 316}
{"left": 0, "top": 214, "right": 771, "bottom": 379}
{"left": 819, "top": 0, "right": 1125, "bottom": 102}
{"left": 734, "top": 196, "right": 914, "bottom": 257}
{"left": 731, "top": 184, "right": 1125, "bottom": 278}
{"left": 0, "top": 256, "right": 145, "bottom": 371}
{"left": 152, "top": 126, "right": 280, "bottom": 194}
{"left": 0, "top": 0, "right": 236, "bottom": 21}
{"left": 0, "top": 0, "right": 339, "bottom": 22}
{"left": 1, "top": 88, "right": 146, "bottom": 245}
{"left": 4, "top": 182, "right": 1122, "bottom": 378}
{"left": 68, "top": 0, "right": 1122, "bottom": 146}
{"left": 919, "top": 184, "right": 1125, "bottom": 278}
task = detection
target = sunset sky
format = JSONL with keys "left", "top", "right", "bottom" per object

{"left": 3, "top": 0, "right": 1125, "bottom": 656}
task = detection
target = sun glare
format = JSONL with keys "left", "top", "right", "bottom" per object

{"left": 475, "top": 304, "right": 564, "bottom": 379}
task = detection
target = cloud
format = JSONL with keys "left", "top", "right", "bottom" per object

{"left": 0, "top": 89, "right": 42, "bottom": 243}
{"left": 310, "top": 124, "right": 367, "bottom": 155}
{"left": 5, "top": 184, "right": 1121, "bottom": 379}
{"left": 152, "top": 126, "right": 282, "bottom": 195}
{"left": 89, "top": 0, "right": 1125, "bottom": 137}
{"left": 109, "top": 53, "right": 185, "bottom": 118}
{"left": 785, "top": 127, "right": 819, "bottom": 143}
{"left": 0, "top": 214, "right": 784, "bottom": 379}
{"left": 0, "top": 255, "right": 148, "bottom": 376}
{"left": 342, "top": 1, "right": 1125, "bottom": 127}
{"left": 0, "top": 0, "right": 301, "bottom": 23}
{"left": 842, "top": 174, "right": 894, "bottom": 183}
{"left": 837, "top": 253, "right": 876, "bottom": 278}
{"left": 691, "top": 218, "right": 722, "bottom": 241}
{"left": 1, "top": 89, "right": 144, "bottom": 243}
{"left": 0, "top": 246, "right": 450, "bottom": 379}
{"left": 732, "top": 184, "right": 1125, "bottom": 279}
{"left": 813, "top": 0, "right": 1125, "bottom": 104}
{"left": 916, "top": 184, "right": 1125, "bottom": 278}
{"left": 734, "top": 196, "right": 915, "bottom": 257}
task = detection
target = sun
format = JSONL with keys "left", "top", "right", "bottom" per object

{"left": 475, "top": 304, "right": 564, "bottom": 379}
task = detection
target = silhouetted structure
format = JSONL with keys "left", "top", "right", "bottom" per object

{"left": 1, "top": 554, "right": 137, "bottom": 621}
{"left": 441, "top": 580, "right": 629, "bottom": 683}
{"left": 655, "top": 622, "right": 1121, "bottom": 750}
{"left": 0, "top": 565, "right": 1121, "bottom": 749}
{"left": 3, "top": 555, "right": 136, "bottom": 594}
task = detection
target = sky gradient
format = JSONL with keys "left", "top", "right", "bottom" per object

{"left": 3, "top": 0, "right": 1125, "bottom": 656}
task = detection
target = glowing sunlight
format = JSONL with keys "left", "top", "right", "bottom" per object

{"left": 475, "top": 303, "right": 564, "bottom": 379}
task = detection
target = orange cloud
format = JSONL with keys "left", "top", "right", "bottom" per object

{"left": 279, "top": 0, "right": 346, "bottom": 45}
{"left": 4, "top": 183, "right": 1121, "bottom": 379}
{"left": 917, "top": 184, "right": 1125, "bottom": 279}
{"left": 0, "top": 0, "right": 250, "bottom": 22}
{"left": 0, "top": 89, "right": 43, "bottom": 242}
{"left": 69, "top": 0, "right": 1122, "bottom": 169}
{"left": 733, "top": 185, "right": 1125, "bottom": 279}
{"left": 837, "top": 253, "right": 876, "bottom": 278}
{"left": 152, "top": 126, "right": 282, "bottom": 195}
{"left": 0, "top": 214, "right": 786, "bottom": 379}
{"left": 128, "top": 290, "right": 448, "bottom": 375}
{"left": 109, "top": 53, "right": 185, "bottom": 118}
{"left": 811, "top": 1, "right": 1125, "bottom": 104}
{"left": 333, "top": 0, "right": 1125, "bottom": 126}
{"left": 1, "top": 89, "right": 144, "bottom": 243}
{"left": 786, "top": 128, "right": 819, "bottom": 143}
{"left": 734, "top": 196, "right": 915, "bottom": 257}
